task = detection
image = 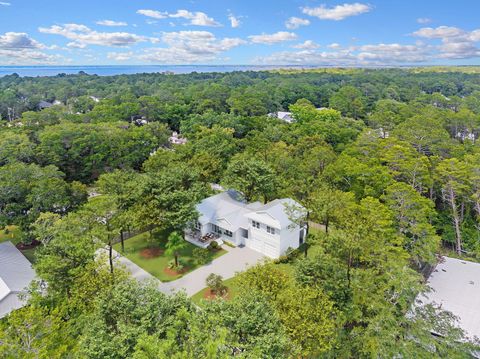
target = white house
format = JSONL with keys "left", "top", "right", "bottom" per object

{"left": 268, "top": 111, "right": 295, "bottom": 123}
{"left": 0, "top": 241, "right": 36, "bottom": 318}
{"left": 169, "top": 131, "right": 188, "bottom": 145}
{"left": 185, "top": 190, "right": 307, "bottom": 258}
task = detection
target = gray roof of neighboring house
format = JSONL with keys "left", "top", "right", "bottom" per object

{"left": 38, "top": 100, "right": 53, "bottom": 109}
{"left": 0, "top": 241, "right": 36, "bottom": 318}
{"left": 417, "top": 256, "right": 480, "bottom": 341}
{"left": 196, "top": 191, "right": 304, "bottom": 231}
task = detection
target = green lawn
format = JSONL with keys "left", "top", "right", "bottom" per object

{"left": 0, "top": 225, "right": 37, "bottom": 264}
{"left": 191, "top": 276, "right": 241, "bottom": 305}
{"left": 113, "top": 229, "right": 226, "bottom": 282}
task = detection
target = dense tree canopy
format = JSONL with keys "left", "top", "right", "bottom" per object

{"left": 0, "top": 68, "right": 479, "bottom": 358}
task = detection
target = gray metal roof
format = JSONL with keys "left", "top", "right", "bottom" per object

{"left": 196, "top": 191, "right": 304, "bottom": 231}
{"left": 0, "top": 241, "right": 36, "bottom": 318}
{"left": 418, "top": 256, "right": 480, "bottom": 341}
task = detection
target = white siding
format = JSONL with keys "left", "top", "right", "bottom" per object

{"left": 278, "top": 225, "right": 302, "bottom": 254}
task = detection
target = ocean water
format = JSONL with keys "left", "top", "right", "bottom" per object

{"left": 0, "top": 65, "right": 312, "bottom": 77}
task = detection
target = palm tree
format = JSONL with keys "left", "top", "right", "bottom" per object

{"left": 165, "top": 231, "right": 187, "bottom": 267}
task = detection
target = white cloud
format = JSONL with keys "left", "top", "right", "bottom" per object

{"left": 0, "top": 2, "right": 10, "bottom": 5}
{"left": 413, "top": 26, "right": 465, "bottom": 39}
{"left": 137, "top": 9, "right": 168, "bottom": 19}
{"left": 417, "top": 17, "right": 432, "bottom": 24}
{"left": 67, "top": 41, "right": 87, "bottom": 49}
{"left": 248, "top": 31, "right": 297, "bottom": 44}
{"left": 357, "top": 43, "right": 430, "bottom": 62}
{"left": 0, "top": 32, "right": 62, "bottom": 64}
{"left": 137, "top": 8, "right": 221, "bottom": 27}
{"left": 254, "top": 42, "right": 431, "bottom": 66}
{"left": 169, "top": 10, "right": 221, "bottom": 27}
{"left": 0, "top": 49, "right": 63, "bottom": 64}
{"left": 96, "top": 20, "right": 128, "bottom": 27}
{"left": 39, "top": 23, "right": 152, "bottom": 47}
{"left": 292, "top": 40, "right": 319, "bottom": 49}
{"left": 137, "top": 30, "right": 245, "bottom": 63}
{"left": 302, "top": 3, "right": 371, "bottom": 21}
{"left": 285, "top": 17, "right": 310, "bottom": 30}
{"left": 107, "top": 51, "right": 134, "bottom": 61}
{"left": 413, "top": 26, "right": 480, "bottom": 59}
{"left": 228, "top": 13, "right": 241, "bottom": 28}
{"left": 0, "top": 32, "right": 44, "bottom": 49}
{"left": 438, "top": 41, "right": 480, "bottom": 59}
{"left": 328, "top": 42, "right": 341, "bottom": 49}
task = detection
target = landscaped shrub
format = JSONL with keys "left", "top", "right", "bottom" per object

{"left": 273, "top": 247, "right": 297, "bottom": 264}
{"left": 205, "top": 273, "right": 227, "bottom": 296}
{"left": 208, "top": 241, "right": 219, "bottom": 251}
{"left": 192, "top": 248, "right": 210, "bottom": 265}
{"left": 168, "top": 259, "right": 184, "bottom": 271}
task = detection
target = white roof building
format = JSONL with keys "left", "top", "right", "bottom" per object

{"left": 169, "top": 132, "right": 188, "bottom": 145}
{"left": 187, "top": 190, "right": 307, "bottom": 258}
{"left": 268, "top": 111, "right": 295, "bottom": 123}
{"left": 418, "top": 256, "right": 480, "bottom": 341}
{"left": 0, "top": 241, "right": 36, "bottom": 318}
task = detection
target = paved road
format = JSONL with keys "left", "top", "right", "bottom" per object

{"left": 113, "top": 245, "right": 265, "bottom": 297}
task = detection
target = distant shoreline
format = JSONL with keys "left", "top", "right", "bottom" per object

{"left": 1, "top": 64, "right": 479, "bottom": 78}
{"left": 0, "top": 65, "right": 315, "bottom": 78}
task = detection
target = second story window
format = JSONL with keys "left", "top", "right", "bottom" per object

{"left": 266, "top": 226, "right": 276, "bottom": 235}
{"left": 252, "top": 220, "right": 260, "bottom": 229}
{"left": 224, "top": 230, "right": 233, "bottom": 237}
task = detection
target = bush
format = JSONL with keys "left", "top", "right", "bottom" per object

{"left": 205, "top": 273, "right": 227, "bottom": 296}
{"left": 274, "top": 247, "right": 296, "bottom": 264}
{"left": 193, "top": 248, "right": 210, "bottom": 265}
{"left": 167, "top": 259, "right": 184, "bottom": 271}
{"left": 208, "top": 241, "right": 219, "bottom": 251}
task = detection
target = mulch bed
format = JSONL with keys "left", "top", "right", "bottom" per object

{"left": 16, "top": 240, "right": 40, "bottom": 250}
{"left": 163, "top": 266, "right": 189, "bottom": 277}
{"left": 203, "top": 288, "right": 231, "bottom": 300}
{"left": 140, "top": 247, "right": 164, "bottom": 259}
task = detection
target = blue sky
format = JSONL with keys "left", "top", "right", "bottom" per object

{"left": 0, "top": 0, "right": 479, "bottom": 65}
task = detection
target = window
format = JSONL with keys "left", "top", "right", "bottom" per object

{"left": 241, "top": 228, "right": 248, "bottom": 238}
{"left": 195, "top": 221, "right": 202, "bottom": 230}
{"left": 224, "top": 230, "right": 233, "bottom": 237}
{"left": 266, "top": 226, "right": 276, "bottom": 235}
{"left": 252, "top": 220, "right": 260, "bottom": 229}
{"left": 212, "top": 224, "right": 221, "bottom": 234}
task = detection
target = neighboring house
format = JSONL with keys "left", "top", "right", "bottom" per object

{"left": 186, "top": 190, "right": 306, "bottom": 258}
{"left": 0, "top": 241, "right": 36, "bottom": 318}
{"left": 417, "top": 256, "right": 480, "bottom": 341}
{"left": 169, "top": 131, "right": 187, "bottom": 145}
{"left": 268, "top": 111, "right": 295, "bottom": 123}
{"left": 37, "top": 100, "right": 53, "bottom": 110}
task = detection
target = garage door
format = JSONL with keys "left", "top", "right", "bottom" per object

{"left": 245, "top": 237, "right": 279, "bottom": 258}
{"left": 263, "top": 241, "right": 278, "bottom": 258}
{"left": 245, "top": 237, "right": 262, "bottom": 253}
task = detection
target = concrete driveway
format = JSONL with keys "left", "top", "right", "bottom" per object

{"left": 114, "top": 245, "right": 265, "bottom": 297}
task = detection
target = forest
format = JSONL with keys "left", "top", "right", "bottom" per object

{"left": 0, "top": 68, "right": 479, "bottom": 358}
